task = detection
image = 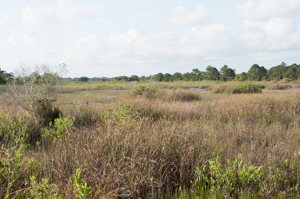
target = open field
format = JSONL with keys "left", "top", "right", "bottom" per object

{"left": 1, "top": 81, "right": 300, "bottom": 198}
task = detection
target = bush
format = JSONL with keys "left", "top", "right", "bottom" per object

{"left": 134, "top": 86, "right": 156, "bottom": 98}
{"left": 212, "top": 83, "right": 263, "bottom": 94}
{"left": 233, "top": 83, "right": 262, "bottom": 94}
{"left": 193, "top": 154, "right": 263, "bottom": 198}
{"left": 281, "top": 78, "right": 292, "bottom": 83}
{"left": 6, "top": 64, "right": 67, "bottom": 126}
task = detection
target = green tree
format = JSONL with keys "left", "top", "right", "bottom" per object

{"left": 78, "top": 76, "right": 89, "bottom": 82}
{"left": 170, "top": 72, "right": 183, "bottom": 81}
{"left": 266, "top": 62, "right": 287, "bottom": 81}
{"left": 0, "top": 69, "right": 6, "bottom": 84}
{"left": 235, "top": 72, "right": 248, "bottom": 81}
{"left": 163, "top": 73, "right": 171, "bottom": 82}
{"left": 129, "top": 75, "right": 139, "bottom": 81}
{"left": 205, "top": 66, "right": 220, "bottom": 80}
{"left": 220, "top": 65, "right": 235, "bottom": 81}
{"left": 151, "top": 73, "right": 163, "bottom": 82}
{"left": 247, "top": 64, "right": 267, "bottom": 81}
{"left": 285, "top": 65, "right": 297, "bottom": 80}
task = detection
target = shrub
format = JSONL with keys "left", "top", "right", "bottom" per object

{"left": 134, "top": 86, "right": 156, "bottom": 98}
{"left": 212, "top": 83, "right": 262, "bottom": 94}
{"left": 281, "top": 78, "right": 292, "bottom": 83}
{"left": 6, "top": 64, "right": 67, "bottom": 126}
{"left": 233, "top": 83, "right": 262, "bottom": 94}
{"left": 193, "top": 154, "right": 263, "bottom": 198}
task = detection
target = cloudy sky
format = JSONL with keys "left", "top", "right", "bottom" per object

{"left": 1, "top": 0, "right": 300, "bottom": 77}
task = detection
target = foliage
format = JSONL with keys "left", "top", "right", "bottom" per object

{"left": 72, "top": 169, "right": 91, "bottom": 199}
{"left": 205, "top": 65, "right": 220, "bottom": 80}
{"left": 247, "top": 64, "right": 267, "bottom": 81}
{"left": 41, "top": 116, "right": 75, "bottom": 142}
{"left": 234, "top": 83, "right": 263, "bottom": 93}
{"left": 193, "top": 154, "right": 263, "bottom": 198}
{"left": 134, "top": 85, "right": 156, "bottom": 98}
{"left": 29, "top": 176, "right": 62, "bottom": 199}
{"left": 6, "top": 64, "right": 67, "bottom": 125}
{"left": 78, "top": 76, "right": 89, "bottom": 82}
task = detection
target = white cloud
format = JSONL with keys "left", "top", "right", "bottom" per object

{"left": 22, "top": 5, "right": 53, "bottom": 27}
{"left": 0, "top": 15, "right": 16, "bottom": 26}
{"left": 168, "top": 6, "right": 210, "bottom": 25}
{"left": 239, "top": 18, "right": 300, "bottom": 50}
{"left": 236, "top": 0, "right": 300, "bottom": 20}
{"left": 55, "top": 0, "right": 106, "bottom": 20}
{"left": 20, "top": 0, "right": 106, "bottom": 27}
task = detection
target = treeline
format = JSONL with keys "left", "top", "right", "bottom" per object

{"left": 2, "top": 62, "right": 300, "bottom": 84}
{"left": 67, "top": 62, "right": 300, "bottom": 82}
{"left": 0, "top": 68, "right": 14, "bottom": 84}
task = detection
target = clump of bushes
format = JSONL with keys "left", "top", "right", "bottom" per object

{"left": 134, "top": 86, "right": 156, "bottom": 98}
{"left": 134, "top": 86, "right": 202, "bottom": 102}
{"left": 281, "top": 78, "right": 292, "bottom": 83}
{"left": 212, "top": 83, "right": 263, "bottom": 94}
{"left": 233, "top": 83, "right": 263, "bottom": 93}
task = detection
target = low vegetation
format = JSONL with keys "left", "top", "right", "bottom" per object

{"left": 2, "top": 72, "right": 300, "bottom": 198}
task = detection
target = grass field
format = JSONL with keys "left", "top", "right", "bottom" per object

{"left": 1, "top": 80, "right": 300, "bottom": 198}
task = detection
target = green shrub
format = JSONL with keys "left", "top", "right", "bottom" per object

{"left": 72, "top": 169, "right": 91, "bottom": 199}
{"left": 193, "top": 154, "right": 263, "bottom": 198}
{"left": 281, "top": 78, "right": 292, "bottom": 83}
{"left": 233, "top": 83, "right": 262, "bottom": 94}
{"left": 134, "top": 86, "right": 156, "bottom": 98}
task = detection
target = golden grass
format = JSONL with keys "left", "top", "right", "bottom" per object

{"left": 2, "top": 86, "right": 300, "bottom": 198}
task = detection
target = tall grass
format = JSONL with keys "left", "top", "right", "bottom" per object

{"left": 1, "top": 85, "right": 300, "bottom": 198}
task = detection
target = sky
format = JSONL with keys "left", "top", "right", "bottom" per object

{"left": 0, "top": 0, "right": 300, "bottom": 78}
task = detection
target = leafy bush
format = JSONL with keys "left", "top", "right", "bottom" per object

{"left": 134, "top": 86, "right": 156, "bottom": 98}
{"left": 72, "top": 169, "right": 91, "bottom": 199}
{"left": 193, "top": 154, "right": 263, "bottom": 198}
{"left": 233, "top": 83, "right": 262, "bottom": 94}
{"left": 281, "top": 78, "right": 292, "bottom": 83}
{"left": 212, "top": 83, "right": 263, "bottom": 94}
{"left": 41, "top": 116, "right": 75, "bottom": 142}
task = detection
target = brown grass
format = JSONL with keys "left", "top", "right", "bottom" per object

{"left": 2, "top": 87, "right": 300, "bottom": 198}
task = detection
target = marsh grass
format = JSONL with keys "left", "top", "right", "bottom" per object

{"left": 1, "top": 83, "right": 300, "bottom": 198}
{"left": 211, "top": 83, "right": 264, "bottom": 94}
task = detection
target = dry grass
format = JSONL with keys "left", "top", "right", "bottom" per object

{"left": 2, "top": 86, "right": 300, "bottom": 198}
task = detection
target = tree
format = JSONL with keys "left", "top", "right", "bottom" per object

{"left": 163, "top": 73, "right": 171, "bottom": 82}
{"left": 235, "top": 72, "right": 248, "bottom": 81}
{"left": 285, "top": 65, "right": 297, "bottom": 80}
{"left": 266, "top": 62, "right": 286, "bottom": 81}
{"left": 247, "top": 64, "right": 267, "bottom": 81}
{"left": 0, "top": 69, "right": 6, "bottom": 84}
{"left": 130, "top": 75, "right": 139, "bottom": 81}
{"left": 220, "top": 65, "right": 235, "bottom": 81}
{"left": 78, "top": 76, "right": 89, "bottom": 82}
{"left": 6, "top": 64, "right": 67, "bottom": 125}
{"left": 170, "top": 72, "right": 183, "bottom": 81}
{"left": 205, "top": 66, "right": 220, "bottom": 80}
{"left": 151, "top": 73, "right": 163, "bottom": 82}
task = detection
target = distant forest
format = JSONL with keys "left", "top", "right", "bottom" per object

{"left": 1, "top": 62, "right": 300, "bottom": 84}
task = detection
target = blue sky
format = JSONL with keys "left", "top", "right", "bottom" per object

{"left": 1, "top": 0, "right": 300, "bottom": 77}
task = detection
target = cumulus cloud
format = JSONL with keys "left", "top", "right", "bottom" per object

{"left": 168, "top": 5, "right": 210, "bottom": 25}
{"left": 0, "top": 15, "right": 17, "bottom": 26}
{"left": 236, "top": 0, "right": 300, "bottom": 20}
{"left": 22, "top": 5, "right": 53, "bottom": 27}
{"left": 55, "top": 0, "right": 106, "bottom": 20}
{"left": 20, "top": 0, "right": 106, "bottom": 27}
{"left": 240, "top": 18, "right": 300, "bottom": 50}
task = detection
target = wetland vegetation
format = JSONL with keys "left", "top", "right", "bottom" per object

{"left": 2, "top": 63, "right": 300, "bottom": 198}
{"left": 1, "top": 78, "right": 300, "bottom": 198}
